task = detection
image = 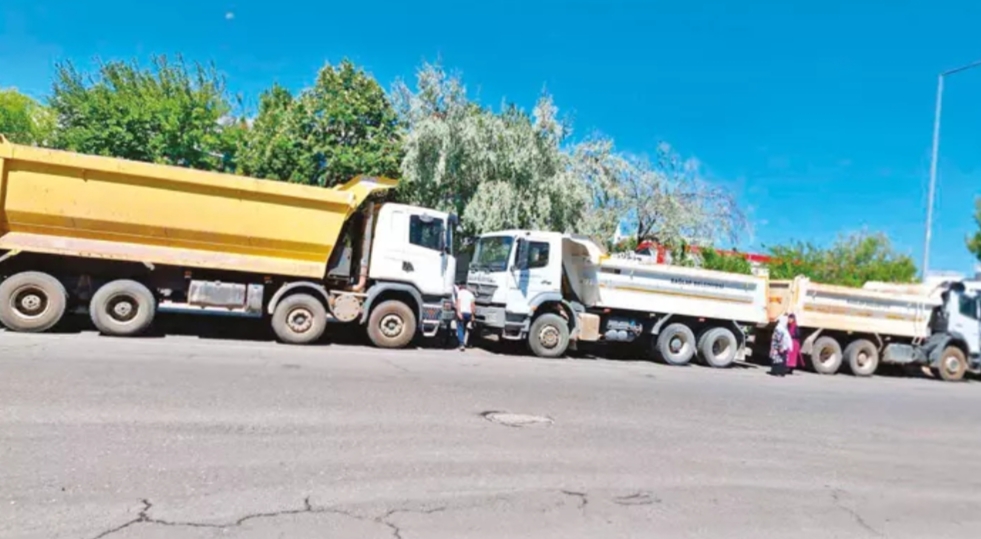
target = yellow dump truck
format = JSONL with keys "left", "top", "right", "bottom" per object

{"left": 0, "top": 136, "right": 457, "bottom": 346}
{"left": 765, "top": 276, "right": 979, "bottom": 381}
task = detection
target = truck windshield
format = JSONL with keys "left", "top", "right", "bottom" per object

{"left": 472, "top": 236, "right": 514, "bottom": 272}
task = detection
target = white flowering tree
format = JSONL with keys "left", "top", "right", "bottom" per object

{"left": 393, "top": 62, "right": 745, "bottom": 250}
{"left": 392, "top": 63, "right": 598, "bottom": 240}
{"left": 622, "top": 143, "right": 745, "bottom": 247}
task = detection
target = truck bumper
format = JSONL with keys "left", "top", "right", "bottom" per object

{"left": 474, "top": 304, "right": 529, "bottom": 340}
{"left": 421, "top": 298, "right": 455, "bottom": 337}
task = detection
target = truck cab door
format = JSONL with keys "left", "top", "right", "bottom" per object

{"left": 505, "top": 236, "right": 561, "bottom": 315}
{"left": 402, "top": 212, "right": 449, "bottom": 296}
{"left": 949, "top": 292, "right": 981, "bottom": 358}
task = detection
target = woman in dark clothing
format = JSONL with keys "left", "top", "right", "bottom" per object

{"left": 769, "top": 315, "right": 792, "bottom": 377}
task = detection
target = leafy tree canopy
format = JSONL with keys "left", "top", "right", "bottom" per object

{"left": 237, "top": 60, "right": 402, "bottom": 186}
{"left": 0, "top": 88, "right": 55, "bottom": 145}
{"left": 765, "top": 231, "right": 917, "bottom": 287}
{"left": 49, "top": 55, "right": 235, "bottom": 171}
{"left": 968, "top": 197, "right": 981, "bottom": 264}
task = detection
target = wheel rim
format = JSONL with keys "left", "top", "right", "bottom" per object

{"left": 943, "top": 355, "right": 962, "bottom": 376}
{"left": 669, "top": 336, "right": 684, "bottom": 354}
{"left": 379, "top": 313, "right": 404, "bottom": 338}
{"left": 11, "top": 285, "right": 49, "bottom": 319}
{"left": 538, "top": 324, "right": 560, "bottom": 349}
{"left": 856, "top": 350, "right": 871, "bottom": 369}
{"left": 818, "top": 346, "right": 836, "bottom": 366}
{"left": 287, "top": 307, "right": 314, "bottom": 334}
{"left": 105, "top": 294, "right": 139, "bottom": 324}
{"left": 711, "top": 337, "right": 731, "bottom": 359}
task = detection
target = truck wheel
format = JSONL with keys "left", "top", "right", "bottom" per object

{"left": 89, "top": 279, "right": 156, "bottom": 337}
{"left": 367, "top": 300, "right": 417, "bottom": 349}
{"left": 0, "top": 271, "right": 67, "bottom": 333}
{"left": 272, "top": 293, "right": 327, "bottom": 345}
{"left": 657, "top": 323, "right": 696, "bottom": 366}
{"left": 527, "top": 313, "right": 570, "bottom": 358}
{"left": 844, "top": 339, "right": 879, "bottom": 377}
{"left": 811, "top": 336, "right": 843, "bottom": 375}
{"left": 935, "top": 346, "right": 967, "bottom": 382}
{"left": 698, "top": 327, "right": 738, "bottom": 368}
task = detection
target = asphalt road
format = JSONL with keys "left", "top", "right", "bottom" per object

{"left": 2, "top": 329, "right": 981, "bottom": 539}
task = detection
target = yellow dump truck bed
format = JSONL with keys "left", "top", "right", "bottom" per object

{"left": 0, "top": 136, "right": 395, "bottom": 279}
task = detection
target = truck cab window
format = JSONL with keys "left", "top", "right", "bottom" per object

{"left": 409, "top": 215, "right": 444, "bottom": 251}
{"left": 958, "top": 294, "right": 979, "bottom": 320}
{"left": 527, "top": 241, "right": 550, "bottom": 269}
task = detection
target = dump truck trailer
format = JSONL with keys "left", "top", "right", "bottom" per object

{"left": 765, "top": 276, "right": 980, "bottom": 381}
{"left": 0, "top": 136, "right": 457, "bottom": 346}
{"left": 466, "top": 230, "right": 768, "bottom": 365}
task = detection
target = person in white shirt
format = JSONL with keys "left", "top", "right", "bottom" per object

{"left": 455, "top": 284, "right": 476, "bottom": 350}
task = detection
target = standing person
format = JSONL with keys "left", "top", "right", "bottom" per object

{"left": 455, "top": 284, "right": 476, "bottom": 351}
{"left": 786, "top": 313, "right": 802, "bottom": 374}
{"left": 769, "top": 315, "right": 793, "bottom": 377}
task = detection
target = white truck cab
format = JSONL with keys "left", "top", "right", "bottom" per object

{"left": 913, "top": 282, "right": 981, "bottom": 380}
{"left": 467, "top": 230, "right": 768, "bottom": 365}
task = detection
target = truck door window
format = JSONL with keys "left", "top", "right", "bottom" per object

{"left": 527, "top": 241, "right": 550, "bottom": 269}
{"left": 958, "top": 295, "right": 979, "bottom": 320}
{"left": 409, "top": 215, "right": 444, "bottom": 251}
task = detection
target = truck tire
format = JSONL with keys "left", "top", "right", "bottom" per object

{"left": 527, "top": 313, "right": 570, "bottom": 358}
{"left": 811, "top": 336, "right": 843, "bottom": 375}
{"left": 89, "top": 279, "right": 156, "bottom": 337}
{"left": 0, "top": 271, "right": 67, "bottom": 333}
{"left": 698, "top": 327, "right": 739, "bottom": 368}
{"left": 844, "top": 339, "right": 879, "bottom": 377}
{"left": 367, "top": 300, "right": 417, "bottom": 349}
{"left": 272, "top": 293, "right": 327, "bottom": 345}
{"left": 657, "top": 323, "right": 696, "bottom": 366}
{"left": 934, "top": 346, "right": 967, "bottom": 382}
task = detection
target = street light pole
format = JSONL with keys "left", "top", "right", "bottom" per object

{"left": 923, "top": 59, "right": 981, "bottom": 279}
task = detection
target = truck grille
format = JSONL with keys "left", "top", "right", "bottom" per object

{"left": 472, "top": 283, "right": 498, "bottom": 302}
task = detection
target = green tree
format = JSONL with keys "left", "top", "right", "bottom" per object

{"left": 968, "top": 197, "right": 981, "bottom": 263}
{"left": 0, "top": 88, "right": 55, "bottom": 145}
{"left": 49, "top": 55, "right": 236, "bottom": 171}
{"left": 764, "top": 232, "right": 917, "bottom": 287}
{"left": 698, "top": 248, "right": 753, "bottom": 274}
{"left": 235, "top": 84, "right": 303, "bottom": 181}
{"left": 237, "top": 61, "right": 402, "bottom": 186}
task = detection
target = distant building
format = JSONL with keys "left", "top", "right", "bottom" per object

{"left": 634, "top": 241, "right": 774, "bottom": 270}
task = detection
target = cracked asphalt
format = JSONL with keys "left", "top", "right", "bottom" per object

{"left": 2, "top": 329, "right": 981, "bottom": 539}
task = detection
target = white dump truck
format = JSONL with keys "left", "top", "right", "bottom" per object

{"left": 766, "top": 276, "right": 980, "bottom": 381}
{"left": 466, "top": 230, "right": 769, "bottom": 366}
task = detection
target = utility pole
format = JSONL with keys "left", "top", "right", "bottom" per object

{"left": 923, "top": 59, "right": 981, "bottom": 278}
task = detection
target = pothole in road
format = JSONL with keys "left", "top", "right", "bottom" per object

{"left": 481, "top": 411, "right": 553, "bottom": 427}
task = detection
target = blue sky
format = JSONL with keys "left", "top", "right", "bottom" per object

{"left": 2, "top": 0, "right": 980, "bottom": 274}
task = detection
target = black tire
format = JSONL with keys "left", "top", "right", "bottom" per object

{"left": 367, "top": 300, "right": 417, "bottom": 349}
{"left": 698, "top": 327, "right": 739, "bottom": 368}
{"left": 527, "top": 313, "right": 570, "bottom": 358}
{"left": 811, "top": 336, "right": 843, "bottom": 375}
{"left": 844, "top": 339, "right": 879, "bottom": 377}
{"left": 89, "top": 279, "right": 156, "bottom": 337}
{"left": 528, "top": 313, "right": 569, "bottom": 358}
{"left": 0, "top": 271, "right": 67, "bottom": 333}
{"left": 935, "top": 346, "right": 968, "bottom": 382}
{"left": 271, "top": 293, "right": 327, "bottom": 345}
{"left": 657, "top": 323, "right": 696, "bottom": 366}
